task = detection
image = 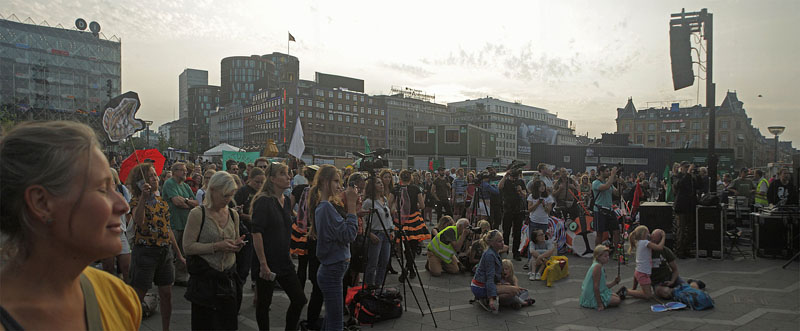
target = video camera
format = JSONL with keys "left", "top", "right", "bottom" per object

{"left": 353, "top": 148, "right": 391, "bottom": 173}
{"left": 507, "top": 160, "right": 526, "bottom": 177}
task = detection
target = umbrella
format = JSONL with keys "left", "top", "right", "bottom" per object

{"left": 119, "top": 149, "right": 166, "bottom": 184}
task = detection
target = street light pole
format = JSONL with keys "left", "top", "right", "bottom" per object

{"left": 768, "top": 126, "right": 785, "bottom": 163}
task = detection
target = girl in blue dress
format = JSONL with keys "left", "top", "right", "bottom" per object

{"left": 579, "top": 245, "right": 622, "bottom": 310}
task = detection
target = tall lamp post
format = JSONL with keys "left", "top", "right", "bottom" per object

{"left": 767, "top": 126, "right": 785, "bottom": 163}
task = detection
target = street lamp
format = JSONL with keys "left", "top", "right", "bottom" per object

{"left": 767, "top": 126, "right": 785, "bottom": 163}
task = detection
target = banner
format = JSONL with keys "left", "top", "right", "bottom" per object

{"left": 516, "top": 118, "right": 558, "bottom": 155}
{"left": 102, "top": 91, "right": 145, "bottom": 142}
{"left": 222, "top": 150, "right": 261, "bottom": 170}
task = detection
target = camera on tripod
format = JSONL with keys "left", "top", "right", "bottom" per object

{"left": 353, "top": 148, "right": 391, "bottom": 172}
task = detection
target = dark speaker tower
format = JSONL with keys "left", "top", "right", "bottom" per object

{"left": 670, "top": 25, "right": 695, "bottom": 90}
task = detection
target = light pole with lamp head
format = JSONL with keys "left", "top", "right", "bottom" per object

{"left": 767, "top": 126, "right": 785, "bottom": 163}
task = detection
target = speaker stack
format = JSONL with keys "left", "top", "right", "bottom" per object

{"left": 639, "top": 202, "right": 675, "bottom": 248}
{"left": 696, "top": 205, "right": 723, "bottom": 259}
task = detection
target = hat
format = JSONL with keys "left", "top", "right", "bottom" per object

{"left": 307, "top": 165, "right": 320, "bottom": 171}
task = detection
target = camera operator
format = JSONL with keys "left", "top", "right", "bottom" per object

{"left": 486, "top": 166, "right": 503, "bottom": 230}
{"left": 674, "top": 161, "right": 698, "bottom": 259}
{"left": 499, "top": 167, "right": 527, "bottom": 261}
{"left": 431, "top": 167, "right": 453, "bottom": 219}
{"left": 553, "top": 167, "right": 581, "bottom": 221}
{"left": 426, "top": 218, "right": 471, "bottom": 276}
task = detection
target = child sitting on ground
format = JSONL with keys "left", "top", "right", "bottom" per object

{"left": 579, "top": 245, "right": 622, "bottom": 311}
{"left": 497, "top": 259, "right": 535, "bottom": 309}
{"left": 527, "top": 229, "right": 555, "bottom": 281}
{"left": 623, "top": 225, "right": 665, "bottom": 300}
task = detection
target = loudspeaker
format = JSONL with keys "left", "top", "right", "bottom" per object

{"left": 755, "top": 215, "right": 791, "bottom": 258}
{"left": 639, "top": 202, "right": 675, "bottom": 248}
{"left": 696, "top": 205, "right": 723, "bottom": 259}
{"left": 670, "top": 24, "right": 695, "bottom": 90}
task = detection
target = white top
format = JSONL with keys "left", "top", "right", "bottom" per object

{"left": 293, "top": 174, "right": 309, "bottom": 187}
{"left": 195, "top": 188, "right": 206, "bottom": 205}
{"left": 362, "top": 197, "right": 393, "bottom": 232}
{"left": 527, "top": 194, "right": 554, "bottom": 224}
{"left": 635, "top": 239, "right": 652, "bottom": 274}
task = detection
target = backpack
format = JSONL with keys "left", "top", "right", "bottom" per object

{"left": 672, "top": 284, "right": 714, "bottom": 310}
{"left": 347, "top": 287, "right": 403, "bottom": 325}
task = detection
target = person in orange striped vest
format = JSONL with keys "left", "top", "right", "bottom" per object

{"left": 395, "top": 169, "right": 431, "bottom": 282}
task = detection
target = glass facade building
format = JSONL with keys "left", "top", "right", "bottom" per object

{"left": 0, "top": 18, "right": 121, "bottom": 115}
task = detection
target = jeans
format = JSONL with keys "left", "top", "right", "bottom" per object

{"left": 318, "top": 260, "right": 349, "bottom": 331}
{"left": 256, "top": 269, "right": 307, "bottom": 330}
{"left": 365, "top": 231, "right": 391, "bottom": 286}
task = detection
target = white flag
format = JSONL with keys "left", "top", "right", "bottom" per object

{"left": 287, "top": 117, "right": 305, "bottom": 159}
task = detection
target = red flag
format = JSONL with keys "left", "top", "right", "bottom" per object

{"left": 288, "top": 32, "right": 296, "bottom": 42}
{"left": 631, "top": 181, "right": 643, "bottom": 217}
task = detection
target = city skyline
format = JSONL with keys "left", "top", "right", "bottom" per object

{"left": 4, "top": 0, "right": 798, "bottom": 144}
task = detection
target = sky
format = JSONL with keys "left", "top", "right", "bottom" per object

{"left": 5, "top": 0, "right": 799, "bottom": 144}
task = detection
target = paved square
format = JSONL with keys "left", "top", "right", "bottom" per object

{"left": 142, "top": 252, "right": 800, "bottom": 330}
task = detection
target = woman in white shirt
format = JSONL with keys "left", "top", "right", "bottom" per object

{"left": 527, "top": 179, "right": 554, "bottom": 233}
{"left": 362, "top": 177, "right": 394, "bottom": 287}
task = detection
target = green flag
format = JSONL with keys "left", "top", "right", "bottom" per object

{"left": 364, "top": 137, "right": 371, "bottom": 153}
{"left": 663, "top": 165, "right": 674, "bottom": 202}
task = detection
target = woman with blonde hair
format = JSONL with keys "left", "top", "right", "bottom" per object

{"left": 251, "top": 162, "right": 307, "bottom": 330}
{"left": 183, "top": 171, "right": 245, "bottom": 330}
{"left": 308, "top": 164, "right": 359, "bottom": 330}
{"left": 0, "top": 121, "right": 140, "bottom": 330}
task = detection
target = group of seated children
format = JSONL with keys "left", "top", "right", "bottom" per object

{"left": 579, "top": 225, "right": 667, "bottom": 310}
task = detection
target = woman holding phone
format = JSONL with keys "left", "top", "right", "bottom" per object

{"left": 251, "top": 162, "right": 307, "bottom": 330}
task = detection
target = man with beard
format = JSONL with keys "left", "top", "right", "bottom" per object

{"left": 161, "top": 162, "right": 199, "bottom": 286}
{"left": 768, "top": 168, "right": 798, "bottom": 206}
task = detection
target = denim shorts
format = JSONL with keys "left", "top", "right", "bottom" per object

{"left": 130, "top": 245, "right": 174, "bottom": 290}
{"left": 471, "top": 284, "right": 487, "bottom": 298}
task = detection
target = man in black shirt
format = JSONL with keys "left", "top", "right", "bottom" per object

{"left": 768, "top": 168, "right": 798, "bottom": 206}
{"left": 431, "top": 167, "right": 453, "bottom": 219}
{"left": 674, "top": 162, "right": 698, "bottom": 258}
{"left": 499, "top": 170, "right": 527, "bottom": 260}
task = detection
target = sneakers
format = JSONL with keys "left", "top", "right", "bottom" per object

{"left": 528, "top": 272, "right": 540, "bottom": 281}
{"left": 616, "top": 286, "right": 628, "bottom": 300}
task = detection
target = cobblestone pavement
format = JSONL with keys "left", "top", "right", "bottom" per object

{"left": 142, "top": 251, "right": 800, "bottom": 331}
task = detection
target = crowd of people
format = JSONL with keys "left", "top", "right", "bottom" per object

{"left": 3, "top": 121, "right": 797, "bottom": 329}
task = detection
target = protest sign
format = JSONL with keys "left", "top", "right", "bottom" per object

{"left": 222, "top": 150, "right": 261, "bottom": 170}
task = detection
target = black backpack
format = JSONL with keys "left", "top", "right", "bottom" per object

{"left": 349, "top": 287, "right": 403, "bottom": 325}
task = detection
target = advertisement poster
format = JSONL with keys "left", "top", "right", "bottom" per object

{"left": 517, "top": 119, "right": 558, "bottom": 155}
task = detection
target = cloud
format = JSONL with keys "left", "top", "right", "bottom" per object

{"left": 381, "top": 63, "right": 434, "bottom": 79}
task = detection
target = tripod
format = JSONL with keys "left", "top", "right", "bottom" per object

{"left": 359, "top": 173, "right": 437, "bottom": 327}
{"left": 468, "top": 184, "right": 492, "bottom": 226}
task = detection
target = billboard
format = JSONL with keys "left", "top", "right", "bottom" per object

{"left": 517, "top": 119, "right": 558, "bottom": 154}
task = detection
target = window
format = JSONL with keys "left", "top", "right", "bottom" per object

{"left": 300, "top": 111, "right": 304, "bottom": 118}
{"left": 360, "top": 107, "right": 364, "bottom": 113}
{"left": 288, "top": 97, "right": 294, "bottom": 105}
{"left": 329, "top": 103, "right": 333, "bottom": 110}
{"left": 360, "top": 118, "right": 365, "bottom": 124}
{"left": 636, "top": 124, "right": 643, "bottom": 132}
{"left": 414, "top": 129, "right": 428, "bottom": 143}
{"left": 648, "top": 123, "right": 655, "bottom": 131}
{"left": 338, "top": 104, "right": 343, "bottom": 111}
{"left": 338, "top": 115, "right": 342, "bottom": 121}
{"left": 329, "top": 114, "right": 333, "bottom": 121}
{"left": 648, "top": 135, "right": 655, "bottom": 142}
{"left": 624, "top": 124, "right": 630, "bottom": 132}
{"left": 360, "top": 96, "right": 364, "bottom": 102}
{"left": 346, "top": 116, "right": 350, "bottom": 123}
{"left": 345, "top": 94, "right": 350, "bottom": 100}
{"left": 299, "top": 99, "right": 304, "bottom": 106}
{"left": 308, "top": 111, "right": 313, "bottom": 118}
{"left": 445, "top": 129, "right": 460, "bottom": 143}
{"left": 721, "top": 120, "right": 728, "bottom": 129}
{"left": 338, "top": 92, "right": 342, "bottom": 99}
{"left": 346, "top": 105, "right": 350, "bottom": 112}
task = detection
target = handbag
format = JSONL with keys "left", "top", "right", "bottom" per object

{"left": 184, "top": 206, "right": 238, "bottom": 308}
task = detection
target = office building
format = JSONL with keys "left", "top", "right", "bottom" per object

{"left": 0, "top": 17, "right": 121, "bottom": 136}
{"left": 178, "top": 69, "right": 208, "bottom": 120}
{"left": 615, "top": 91, "right": 795, "bottom": 168}
{"left": 373, "top": 87, "right": 450, "bottom": 168}
{"left": 407, "top": 124, "right": 497, "bottom": 170}
{"left": 243, "top": 73, "right": 387, "bottom": 157}
{"left": 186, "top": 85, "right": 220, "bottom": 152}
{"left": 448, "top": 97, "right": 576, "bottom": 167}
